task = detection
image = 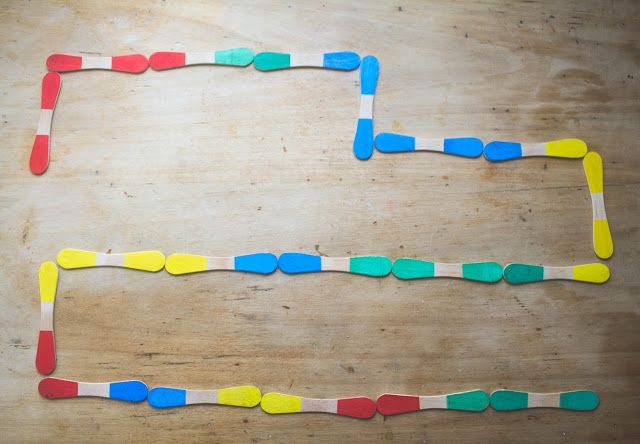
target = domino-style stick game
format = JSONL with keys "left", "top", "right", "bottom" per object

{"left": 253, "top": 51, "right": 360, "bottom": 71}
{"left": 56, "top": 248, "right": 165, "bottom": 272}
{"left": 29, "top": 72, "right": 61, "bottom": 175}
{"left": 260, "top": 393, "right": 376, "bottom": 419}
{"left": 490, "top": 389, "right": 599, "bottom": 411}
{"left": 148, "top": 385, "right": 261, "bottom": 408}
{"left": 165, "top": 252, "right": 278, "bottom": 275}
{"left": 483, "top": 139, "right": 587, "bottom": 161}
{"left": 503, "top": 263, "right": 610, "bottom": 284}
{"left": 583, "top": 151, "right": 614, "bottom": 259}
{"left": 376, "top": 390, "right": 489, "bottom": 416}
{"left": 278, "top": 253, "right": 391, "bottom": 277}
{"left": 392, "top": 258, "right": 503, "bottom": 282}
{"left": 149, "top": 48, "right": 254, "bottom": 70}
{"left": 35, "top": 261, "right": 58, "bottom": 375}
{"left": 39, "top": 377, "right": 148, "bottom": 402}
{"left": 375, "top": 133, "right": 484, "bottom": 158}
{"left": 353, "top": 55, "right": 379, "bottom": 160}
{"left": 46, "top": 53, "right": 149, "bottom": 73}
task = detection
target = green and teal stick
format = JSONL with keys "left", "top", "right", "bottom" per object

{"left": 490, "top": 390, "right": 599, "bottom": 411}
{"left": 392, "top": 258, "right": 503, "bottom": 282}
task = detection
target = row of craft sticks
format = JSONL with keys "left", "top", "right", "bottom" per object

{"left": 46, "top": 50, "right": 363, "bottom": 73}
{"left": 35, "top": 254, "right": 610, "bottom": 375}
{"left": 54, "top": 249, "right": 611, "bottom": 284}
{"left": 38, "top": 379, "right": 599, "bottom": 417}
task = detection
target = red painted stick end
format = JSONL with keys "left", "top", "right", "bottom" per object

{"left": 337, "top": 397, "right": 377, "bottom": 419}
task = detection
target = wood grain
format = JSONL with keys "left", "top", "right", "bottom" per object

{"left": 0, "top": 0, "right": 639, "bottom": 442}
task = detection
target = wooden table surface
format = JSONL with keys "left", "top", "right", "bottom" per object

{"left": 1, "top": 0, "right": 638, "bottom": 442}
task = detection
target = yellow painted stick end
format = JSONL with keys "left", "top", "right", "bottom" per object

{"left": 123, "top": 251, "right": 165, "bottom": 272}
{"left": 573, "top": 263, "right": 610, "bottom": 283}
{"left": 165, "top": 253, "right": 207, "bottom": 275}
{"left": 260, "top": 392, "right": 302, "bottom": 414}
{"left": 583, "top": 151, "right": 603, "bottom": 192}
{"left": 56, "top": 248, "right": 96, "bottom": 269}
{"left": 546, "top": 139, "right": 587, "bottom": 158}
{"left": 594, "top": 219, "right": 614, "bottom": 259}
{"left": 218, "top": 386, "right": 262, "bottom": 407}
{"left": 39, "top": 261, "right": 58, "bottom": 302}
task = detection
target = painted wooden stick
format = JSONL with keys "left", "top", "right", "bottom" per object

{"left": 392, "top": 259, "right": 503, "bottom": 282}
{"left": 375, "top": 133, "right": 483, "bottom": 158}
{"left": 29, "top": 72, "right": 61, "bottom": 175}
{"left": 353, "top": 55, "right": 379, "bottom": 160}
{"left": 376, "top": 390, "right": 489, "bottom": 416}
{"left": 278, "top": 253, "right": 391, "bottom": 277}
{"left": 165, "top": 252, "right": 277, "bottom": 275}
{"left": 483, "top": 139, "right": 587, "bottom": 161}
{"left": 36, "top": 262, "right": 58, "bottom": 375}
{"left": 584, "top": 151, "right": 613, "bottom": 259}
{"left": 46, "top": 53, "right": 148, "bottom": 73}
{"left": 39, "top": 377, "right": 148, "bottom": 402}
{"left": 253, "top": 51, "right": 360, "bottom": 71}
{"left": 148, "top": 385, "right": 261, "bottom": 408}
{"left": 490, "top": 389, "right": 599, "bottom": 411}
{"left": 503, "top": 263, "right": 610, "bottom": 284}
{"left": 149, "top": 48, "right": 254, "bottom": 70}
{"left": 56, "top": 248, "right": 165, "bottom": 272}
{"left": 260, "top": 393, "right": 376, "bottom": 419}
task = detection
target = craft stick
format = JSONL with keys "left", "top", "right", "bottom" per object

{"left": 392, "top": 259, "right": 503, "bottom": 282}
{"left": 46, "top": 53, "right": 148, "bottom": 73}
{"left": 377, "top": 390, "right": 489, "bottom": 416}
{"left": 483, "top": 139, "right": 587, "bottom": 161}
{"left": 353, "top": 55, "right": 379, "bottom": 160}
{"left": 260, "top": 393, "right": 376, "bottom": 419}
{"left": 253, "top": 51, "right": 360, "bottom": 71}
{"left": 278, "top": 253, "right": 391, "bottom": 277}
{"left": 36, "top": 262, "right": 58, "bottom": 375}
{"left": 39, "top": 377, "right": 148, "bottom": 402}
{"left": 29, "top": 72, "right": 61, "bottom": 175}
{"left": 56, "top": 248, "right": 165, "bottom": 272}
{"left": 165, "top": 252, "right": 277, "bottom": 275}
{"left": 503, "top": 263, "right": 610, "bottom": 284}
{"left": 148, "top": 385, "right": 261, "bottom": 408}
{"left": 490, "top": 390, "right": 599, "bottom": 411}
{"left": 375, "top": 133, "right": 484, "bottom": 158}
{"left": 149, "top": 48, "right": 254, "bottom": 70}
{"left": 584, "top": 151, "right": 613, "bottom": 259}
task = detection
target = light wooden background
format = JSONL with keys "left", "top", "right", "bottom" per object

{"left": 0, "top": 0, "right": 638, "bottom": 442}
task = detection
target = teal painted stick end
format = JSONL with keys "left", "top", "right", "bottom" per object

{"left": 254, "top": 52, "right": 290, "bottom": 71}
{"left": 215, "top": 48, "right": 254, "bottom": 66}
{"left": 462, "top": 262, "right": 503, "bottom": 282}
{"left": 490, "top": 390, "right": 528, "bottom": 410}
{"left": 447, "top": 390, "right": 490, "bottom": 411}
{"left": 560, "top": 390, "right": 599, "bottom": 411}
{"left": 392, "top": 258, "right": 434, "bottom": 279}
{"left": 503, "top": 263, "right": 544, "bottom": 284}
{"left": 349, "top": 256, "right": 391, "bottom": 277}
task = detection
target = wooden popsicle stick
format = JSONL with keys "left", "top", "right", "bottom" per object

{"left": 148, "top": 385, "right": 261, "bottom": 408}
{"left": 353, "top": 55, "right": 379, "bottom": 160}
{"left": 375, "top": 133, "right": 484, "bottom": 158}
{"left": 36, "top": 262, "right": 58, "bottom": 375}
{"left": 583, "top": 151, "right": 613, "bottom": 259}
{"left": 490, "top": 389, "right": 599, "bottom": 411}
{"left": 46, "top": 53, "right": 149, "bottom": 73}
{"left": 39, "top": 378, "right": 148, "bottom": 402}
{"left": 278, "top": 253, "right": 391, "bottom": 277}
{"left": 376, "top": 390, "right": 489, "bottom": 416}
{"left": 165, "top": 252, "right": 277, "bottom": 275}
{"left": 29, "top": 72, "right": 61, "bottom": 175}
{"left": 503, "top": 263, "right": 610, "bottom": 284}
{"left": 56, "top": 248, "right": 165, "bottom": 272}
{"left": 260, "top": 393, "right": 376, "bottom": 419}
{"left": 149, "top": 48, "right": 254, "bottom": 70}
{"left": 392, "top": 258, "right": 503, "bottom": 282}
{"left": 483, "top": 139, "right": 587, "bottom": 161}
{"left": 253, "top": 51, "right": 360, "bottom": 71}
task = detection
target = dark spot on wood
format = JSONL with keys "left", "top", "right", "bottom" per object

{"left": 282, "top": 305, "right": 290, "bottom": 310}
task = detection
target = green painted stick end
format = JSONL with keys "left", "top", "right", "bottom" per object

{"left": 447, "top": 390, "right": 490, "bottom": 411}
{"left": 214, "top": 48, "right": 254, "bottom": 66}
{"left": 490, "top": 390, "right": 528, "bottom": 410}
{"left": 349, "top": 256, "right": 391, "bottom": 277}
{"left": 560, "top": 390, "right": 599, "bottom": 411}
{"left": 462, "top": 262, "right": 503, "bottom": 282}
{"left": 254, "top": 52, "right": 290, "bottom": 71}
{"left": 392, "top": 258, "right": 434, "bottom": 279}
{"left": 503, "top": 263, "right": 544, "bottom": 284}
